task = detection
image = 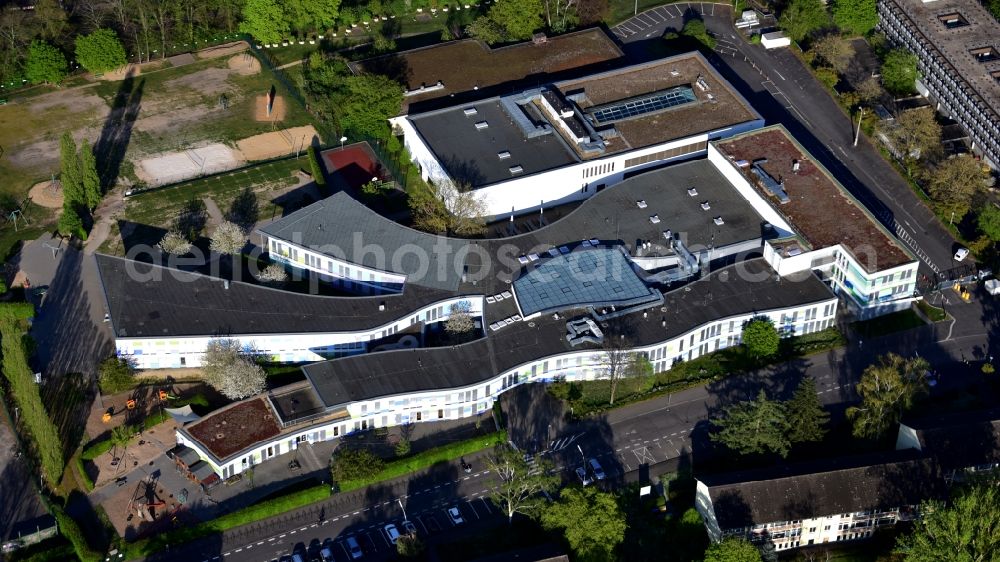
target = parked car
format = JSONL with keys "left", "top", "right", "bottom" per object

{"left": 447, "top": 506, "right": 464, "bottom": 525}
{"left": 588, "top": 458, "right": 606, "bottom": 480}
{"left": 402, "top": 520, "right": 417, "bottom": 536}
{"left": 345, "top": 536, "right": 363, "bottom": 559}
{"left": 319, "top": 546, "right": 334, "bottom": 562}
{"left": 576, "top": 466, "right": 593, "bottom": 486}
{"left": 384, "top": 523, "right": 401, "bottom": 544}
{"left": 955, "top": 247, "right": 970, "bottom": 261}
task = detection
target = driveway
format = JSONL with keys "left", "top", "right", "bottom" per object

{"left": 612, "top": 2, "right": 959, "bottom": 276}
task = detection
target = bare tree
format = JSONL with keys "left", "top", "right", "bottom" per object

{"left": 487, "top": 443, "right": 558, "bottom": 524}
{"left": 439, "top": 183, "right": 487, "bottom": 236}
{"left": 158, "top": 230, "right": 192, "bottom": 255}
{"left": 856, "top": 75, "right": 883, "bottom": 105}
{"left": 445, "top": 301, "right": 475, "bottom": 335}
{"left": 810, "top": 34, "right": 855, "bottom": 73}
{"left": 257, "top": 263, "right": 289, "bottom": 285}
{"left": 602, "top": 330, "right": 652, "bottom": 406}
{"left": 202, "top": 338, "right": 266, "bottom": 400}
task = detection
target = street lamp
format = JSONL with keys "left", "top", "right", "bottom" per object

{"left": 340, "top": 136, "right": 347, "bottom": 150}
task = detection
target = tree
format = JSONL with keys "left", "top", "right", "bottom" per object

{"left": 881, "top": 49, "right": 918, "bottom": 95}
{"left": 704, "top": 538, "right": 764, "bottom": 562}
{"left": 330, "top": 447, "right": 384, "bottom": 483}
{"left": 926, "top": 155, "right": 988, "bottom": 222}
{"left": 786, "top": 377, "right": 829, "bottom": 443}
{"left": 209, "top": 221, "right": 247, "bottom": 255}
{"left": 307, "top": 145, "right": 326, "bottom": 186}
{"left": 409, "top": 184, "right": 450, "bottom": 234}
{"left": 602, "top": 334, "right": 647, "bottom": 406}
{"left": 445, "top": 301, "right": 476, "bottom": 335}
{"left": 681, "top": 19, "right": 716, "bottom": 49}
{"left": 32, "top": 0, "right": 67, "bottom": 41}
{"left": 201, "top": 338, "right": 266, "bottom": 400}
{"left": 79, "top": 139, "right": 101, "bottom": 209}
{"left": 57, "top": 206, "right": 86, "bottom": 239}
{"left": 712, "top": 389, "right": 791, "bottom": 457}
{"left": 811, "top": 34, "right": 855, "bottom": 73}
{"left": 59, "top": 132, "right": 83, "bottom": 207}
{"left": 257, "top": 263, "right": 289, "bottom": 285}
{"left": 339, "top": 73, "right": 404, "bottom": 139}
{"left": 896, "top": 483, "right": 1000, "bottom": 562}
{"left": 158, "top": 231, "right": 193, "bottom": 255}
{"left": 25, "top": 40, "right": 66, "bottom": 85}
{"left": 778, "top": 0, "right": 829, "bottom": 42}
{"left": 831, "top": 0, "right": 877, "bottom": 36}
{"left": 977, "top": 204, "right": 1000, "bottom": 242}
{"left": 540, "top": 487, "right": 627, "bottom": 562}
{"left": 856, "top": 75, "right": 883, "bottom": 104}
{"left": 394, "top": 438, "right": 410, "bottom": 457}
{"left": 847, "top": 353, "right": 929, "bottom": 439}
{"left": 488, "top": 443, "right": 559, "bottom": 523}
{"left": 396, "top": 532, "right": 424, "bottom": 557}
{"left": 75, "top": 29, "right": 126, "bottom": 74}
{"left": 442, "top": 187, "right": 487, "bottom": 236}
{"left": 284, "top": 0, "right": 341, "bottom": 33}
{"left": 742, "top": 317, "right": 780, "bottom": 359}
{"left": 882, "top": 107, "right": 941, "bottom": 164}
{"left": 239, "top": 0, "right": 289, "bottom": 44}
{"left": 98, "top": 356, "right": 136, "bottom": 394}
{"left": 466, "top": 17, "right": 507, "bottom": 44}
{"left": 486, "top": 0, "right": 544, "bottom": 41}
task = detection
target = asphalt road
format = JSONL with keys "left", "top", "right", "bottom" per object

{"left": 612, "top": 2, "right": 960, "bottom": 276}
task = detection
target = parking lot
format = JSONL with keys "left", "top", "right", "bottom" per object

{"left": 263, "top": 498, "right": 500, "bottom": 562}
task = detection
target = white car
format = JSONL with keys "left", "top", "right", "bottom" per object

{"left": 576, "top": 466, "right": 593, "bottom": 486}
{"left": 384, "top": 523, "right": 401, "bottom": 544}
{"left": 955, "top": 247, "right": 970, "bottom": 261}
{"left": 447, "top": 506, "right": 464, "bottom": 525}
{"left": 588, "top": 458, "right": 606, "bottom": 480}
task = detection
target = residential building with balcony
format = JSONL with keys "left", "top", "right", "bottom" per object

{"left": 878, "top": 0, "right": 1000, "bottom": 169}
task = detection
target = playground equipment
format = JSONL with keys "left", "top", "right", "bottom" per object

{"left": 952, "top": 282, "right": 972, "bottom": 302}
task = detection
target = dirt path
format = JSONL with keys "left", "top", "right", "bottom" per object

{"left": 202, "top": 197, "right": 224, "bottom": 230}
{"left": 85, "top": 189, "right": 125, "bottom": 255}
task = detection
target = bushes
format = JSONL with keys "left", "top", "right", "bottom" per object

{"left": 75, "top": 456, "right": 95, "bottom": 492}
{"left": 0, "top": 306, "right": 64, "bottom": 485}
{"left": 50, "top": 503, "right": 101, "bottom": 562}
{"left": 308, "top": 145, "right": 326, "bottom": 186}
{"left": 80, "top": 438, "right": 115, "bottom": 461}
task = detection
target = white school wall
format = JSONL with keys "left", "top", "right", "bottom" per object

{"left": 394, "top": 115, "right": 764, "bottom": 219}
{"left": 178, "top": 295, "right": 837, "bottom": 477}
{"left": 117, "top": 296, "right": 485, "bottom": 369}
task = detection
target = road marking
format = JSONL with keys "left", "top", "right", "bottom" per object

{"left": 257, "top": 541, "right": 264, "bottom": 546}
{"left": 480, "top": 497, "right": 493, "bottom": 513}
{"left": 467, "top": 500, "right": 481, "bottom": 519}
{"left": 774, "top": 69, "right": 785, "bottom": 81}
{"left": 279, "top": 534, "right": 286, "bottom": 538}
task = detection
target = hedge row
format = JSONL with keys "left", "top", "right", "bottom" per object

{"left": 0, "top": 306, "right": 64, "bottom": 485}
{"left": 50, "top": 503, "right": 101, "bottom": 562}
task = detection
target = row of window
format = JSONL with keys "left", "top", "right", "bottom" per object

{"left": 582, "top": 161, "right": 616, "bottom": 179}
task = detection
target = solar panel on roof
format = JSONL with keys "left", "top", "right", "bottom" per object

{"left": 589, "top": 86, "right": 697, "bottom": 124}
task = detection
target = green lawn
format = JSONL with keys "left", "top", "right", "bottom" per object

{"left": 850, "top": 309, "right": 926, "bottom": 339}
{"left": 123, "top": 155, "right": 305, "bottom": 229}
{"left": 916, "top": 299, "right": 948, "bottom": 322}
{"left": 338, "top": 430, "right": 506, "bottom": 492}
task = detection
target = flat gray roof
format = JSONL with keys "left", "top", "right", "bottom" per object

{"left": 513, "top": 247, "right": 658, "bottom": 317}
{"left": 408, "top": 98, "right": 579, "bottom": 187}
{"left": 258, "top": 191, "right": 467, "bottom": 291}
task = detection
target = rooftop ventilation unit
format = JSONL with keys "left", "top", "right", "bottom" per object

{"left": 670, "top": 69, "right": 680, "bottom": 77}
{"left": 474, "top": 121, "right": 489, "bottom": 130}
{"left": 509, "top": 165, "right": 524, "bottom": 174}
{"left": 498, "top": 151, "right": 511, "bottom": 159}
{"left": 662, "top": 229, "right": 672, "bottom": 240}
{"left": 463, "top": 107, "right": 478, "bottom": 116}
{"left": 700, "top": 201, "right": 711, "bottom": 211}
{"left": 714, "top": 216, "right": 725, "bottom": 226}
{"left": 687, "top": 187, "right": 698, "bottom": 196}
{"left": 560, "top": 109, "right": 574, "bottom": 119}
{"left": 695, "top": 76, "right": 710, "bottom": 91}
{"left": 792, "top": 159, "right": 801, "bottom": 173}
{"left": 649, "top": 215, "right": 661, "bottom": 224}
{"left": 636, "top": 200, "right": 647, "bottom": 209}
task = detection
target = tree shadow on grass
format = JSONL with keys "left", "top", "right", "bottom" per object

{"left": 95, "top": 72, "right": 144, "bottom": 191}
